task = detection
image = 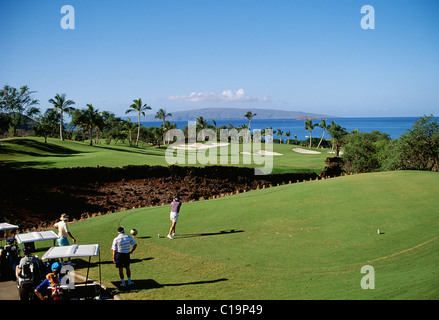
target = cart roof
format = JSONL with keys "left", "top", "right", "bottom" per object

{"left": 0, "top": 223, "right": 19, "bottom": 232}
{"left": 15, "top": 231, "right": 59, "bottom": 244}
{"left": 42, "top": 244, "right": 100, "bottom": 260}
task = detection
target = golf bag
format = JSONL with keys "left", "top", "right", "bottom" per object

{"left": 0, "top": 239, "right": 20, "bottom": 281}
{"left": 0, "top": 247, "right": 4, "bottom": 281}
{"left": 51, "top": 285, "right": 65, "bottom": 300}
{"left": 16, "top": 255, "right": 46, "bottom": 300}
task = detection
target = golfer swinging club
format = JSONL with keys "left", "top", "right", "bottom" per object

{"left": 167, "top": 196, "right": 182, "bottom": 239}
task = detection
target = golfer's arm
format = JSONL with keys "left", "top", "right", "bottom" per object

{"left": 130, "top": 244, "right": 137, "bottom": 254}
{"left": 68, "top": 231, "right": 76, "bottom": 241}
{"left": 112, "top": 250, "right": 116, "bottom": 260}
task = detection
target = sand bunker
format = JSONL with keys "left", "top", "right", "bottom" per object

{"left": 292, "top": 148, "right": 321, "bottom": 155}
{"left": 240, "top": 150, "right": 283, "bottom": 156}
{"left": 172, "top": 142, "right": 230, "bottom": 150}
{"left": 171, "top": 143, "right": 283, "bottom": 156}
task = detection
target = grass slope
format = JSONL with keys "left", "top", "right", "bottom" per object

{"left": 32, "top": 170, "right": 439, "bottom": 300}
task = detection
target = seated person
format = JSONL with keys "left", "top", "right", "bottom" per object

{"left": 34, "top": 262, "right": 63, "bottom": 300}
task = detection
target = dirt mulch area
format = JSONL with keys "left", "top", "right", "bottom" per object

{"left": 0, "top": 165, "right": 320, "bottom": 231}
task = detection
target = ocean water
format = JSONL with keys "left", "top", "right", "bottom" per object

{"left": 141, "top": 117, "right": 433, "bottom": 140}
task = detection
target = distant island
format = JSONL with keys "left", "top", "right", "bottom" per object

{"left": 139, "top": 108, "right": 334, "bottom": 121}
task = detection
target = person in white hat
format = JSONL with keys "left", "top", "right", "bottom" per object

{"left": 54, "top": 213, "right": 76, "bottom": 264}
{"left": 54, "top": 214, "right": 76, "bottom": 246}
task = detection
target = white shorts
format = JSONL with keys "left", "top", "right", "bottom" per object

{"left": 170, "top": 211, "right": 179, "bottom": 223}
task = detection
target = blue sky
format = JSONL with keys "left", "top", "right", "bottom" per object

{"left": 1, "top": 0, "right": 438, "bottom": 118}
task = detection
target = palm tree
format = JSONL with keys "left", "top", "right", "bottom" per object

{"left": 155, "top": 108, "right": 172, "bottom": 145}
{"left": 210, "top": 119, "right": 218, "bottom": 140}
{"left": 196, "top": 116, "right": 208, "bottom": 129}
{"left": 276, "top": 129, "right": 284, "bottom": 144}
{"left": 245, "top": 111, "right": 256, "bottom": 142}
{"left": 285, "top": 131, "right": 291, "bottom": 144}
{"left": 317, "top": 119, "right": 329, "bottom": 149}
{"left": 71, "top": 104, "right": 99, "bottom": 146}
{"left": 48, "top": 93, "right": 75, "bottom": 141}
{"left": 122, "top": 118, "right": 138, "bottom": 147}
{"left": 244, "top": 111, "right": 257, "bottom": 131}
{"left": 94, "top": 111, "right": 105, "bottom": 145}
{"left": 304, "top": 119, "right": 316, "bottom": 148}
{"left": 109, "top": 118, "right": 128, "bottom": 145}
{"left": 327, "top": 121, "right": 347, "bottom": 156}
{"left": 197, "top": 116, "right": 208, "bottom": 141}
{"left": 125, "top": 98, "right": 151, "bottom": 146}
{"left": 164, "top": 120, "right": 177, "bottom": 144}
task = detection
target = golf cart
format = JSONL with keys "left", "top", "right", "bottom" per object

{"left": 0, "top": 223, "right": 19, "bottom": 239}
{"left": 15, "top": 230, "right": 60, "bottom": 253}
{"left": 0, "top": 223, "right": 19, "bottom": 281}
{"left": 41, "top": 244, "right": 103, "bottom": 300}
{"left": 14, "top": 230, "right": 60, "bottom": 300}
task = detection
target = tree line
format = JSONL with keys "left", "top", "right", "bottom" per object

{"left": 0, "top": 85, "right": 176, "bottom": 147}
{"left": 341, "top": 115, "right": 439, "bottom": 173}
{"left": 296, "top": 115, "right": 439, "bottom": 173}
{"left": 1, "top": 84, "right": 438, "bottom": 172}
{"left": 0, "top": 85, "right": 340, "bottom": 149}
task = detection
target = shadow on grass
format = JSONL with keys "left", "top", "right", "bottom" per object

{"left": 0, "top": 139, "right": 90, "bottom": 170}
{"left": 0, "top": 138, "right": 86, "bottom": 157}
{"left": 0, "top": 160, "right": 54, "bottom": 169}
{"left": 112, "top": 278, "right": 228, "bottom": 292}
{"left": 170, "top": 229, "right": 244, "bottom": 238}
{"left": 0, "top": 139, "right": 92, "bottom": 169}
{"left": 95, "top": 145, "right": 166, "bottom": 158}
{"left": 75, "top": 257, "right": 154, "bottom": 268}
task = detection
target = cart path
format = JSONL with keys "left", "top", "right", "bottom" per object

{"left": 0, "top": 280, "right": 19, "bottom": 300}
{"left": 368, "top": 236, "right": 439, "bottom": 263}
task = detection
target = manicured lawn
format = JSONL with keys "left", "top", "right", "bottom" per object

{"left": 0, "top": 137, "right": 168, "bottom": 169}
{"left": 31, "top": 170, "right": 439, "bottom": 300}
{"left": 0, "top": 137, "right": 329, "bottom": 173}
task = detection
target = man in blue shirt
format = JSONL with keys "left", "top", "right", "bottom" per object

{"left": 34, "top": 262, "right": 62, "bottom": 300}
{"left": 111, "top": 227, "right": 137, "bottom": 287}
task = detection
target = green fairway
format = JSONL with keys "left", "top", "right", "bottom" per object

{"left": 0, "top": 137, "right": 329, "bottom": 173}
{"left": 31, "top": 170, "right": 439, "bottom": 300}
{"left": 0, "top": 137, "right": 169, "bottom": 169}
